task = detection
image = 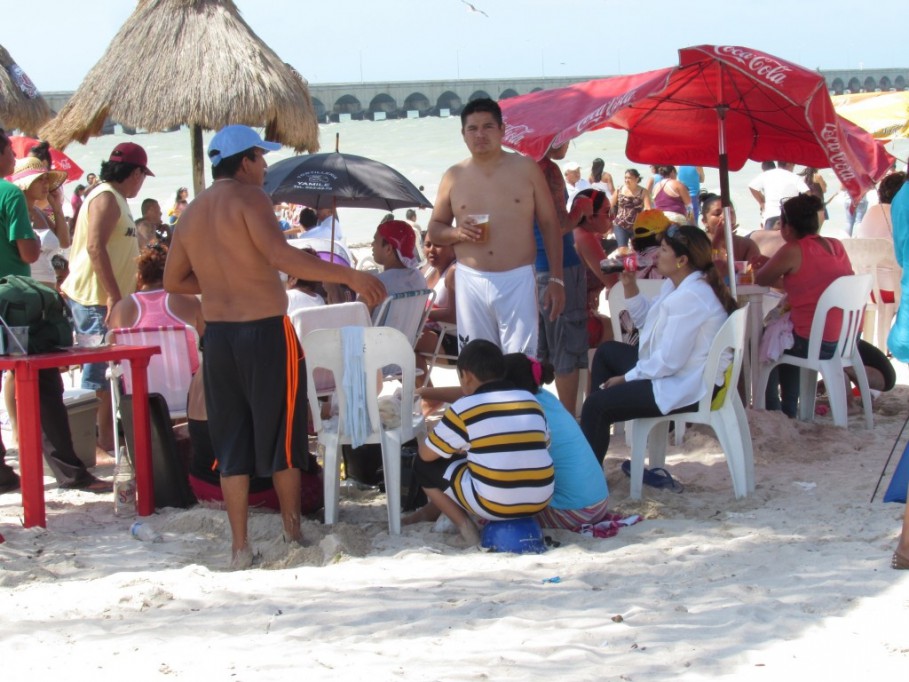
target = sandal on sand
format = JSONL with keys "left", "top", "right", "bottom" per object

{"left": 892, "top": 550, "right": 909, "bottom": 570}
{"left": 621, "top": 459, "right": 684, "bottom": 493}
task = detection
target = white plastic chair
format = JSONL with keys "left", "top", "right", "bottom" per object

{"left": 301, "top": 326, "right": 424, "bottom": 534}
{"left": 754, "top": 274, "right": 874, "bottom": 429}
{"left": 372, "top": 288, "right": 435, "bottom": 348}
{"left": 841, "top": 238, "right": 901, "bottom": 353}
{"left": 606, "top": 279, "right": 684, "bottom": 444}
{"left": 107, "top": 325, "right": 200, "bottom": 468}
{"left": 290, "top": 302, "right": 372, "bottom": 395}
{"left": 417, "top": 320, "right": 458, "bottom": 387}
{"left": 107, "top": 325, "right": 200, "bottom": 419}
{"left": 628, "top": 307, "right": 754, "bottom": 500}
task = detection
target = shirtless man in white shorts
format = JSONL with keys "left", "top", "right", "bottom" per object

{"left": 427, "top": 98, "right": 564, "bottom": 356}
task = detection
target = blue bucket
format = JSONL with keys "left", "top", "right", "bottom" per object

{"left": 480, "top": 517, "right": 547, "bottom": 554}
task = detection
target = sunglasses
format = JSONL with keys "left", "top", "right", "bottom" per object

{"left": 660, "top": 225, "right": 691, "bottom": 256}
{"left": 779, "top": 201, "right": 789, "bottom": 225}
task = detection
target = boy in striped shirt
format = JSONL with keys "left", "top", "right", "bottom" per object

{"left": 415, "top": 339, "right": 555, "bottom": 545}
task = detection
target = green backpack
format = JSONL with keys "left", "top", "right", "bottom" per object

{"left": 0, "top": 275, "right": 74, "bottom": 354}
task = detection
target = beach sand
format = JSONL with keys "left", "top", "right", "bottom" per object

{"left": 1, "top": 367, "right": 908, "bottom": 679}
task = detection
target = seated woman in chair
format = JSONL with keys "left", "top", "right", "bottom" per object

{"left": 580, "top": 226, "right": 737, "bottom": 464}
{"left": 415, "top": 233, "right": 458, "bottom": 382}
{"left": 753, "top": 194, "right": 853, "bottom": 417}
{"left": 108, "top": 240, "right": 205, "bottom": 345}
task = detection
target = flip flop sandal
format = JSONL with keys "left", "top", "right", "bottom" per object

{"left": 892, "top": 551, "right": 909, "bottom": 570}
{"left": 621, "top": 460, "right": 684, "bottom": 493}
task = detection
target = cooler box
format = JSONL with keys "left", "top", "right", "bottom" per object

{"left": 62, "top": 388, "right": 99, "bottom": 469}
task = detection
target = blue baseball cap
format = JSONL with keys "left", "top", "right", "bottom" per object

{"left": 208, "top": 125, "right": 282, "bottom": 166}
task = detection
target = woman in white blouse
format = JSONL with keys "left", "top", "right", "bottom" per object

{"left": 580, "top": 225, "right": 738, "bottom": 464}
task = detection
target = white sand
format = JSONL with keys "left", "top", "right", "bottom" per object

{"left": 2, "top": 370, "right": 908, "bottom": 679}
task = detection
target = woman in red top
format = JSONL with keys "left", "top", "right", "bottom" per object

{"left": 754, "top": 193, "right": 853, "bottom": 417}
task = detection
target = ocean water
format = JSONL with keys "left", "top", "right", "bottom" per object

{"left": 59, "top": 118, "right": 908, "bottom": 247}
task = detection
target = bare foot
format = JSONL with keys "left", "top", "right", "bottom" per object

{"left": 229, "top": 545, "right": 254, "bottom": 570}
{"left": 282, "top": 530, "right": 306, "bottom": 546}
{"left": 403, "top": 502, "right": 441, "bottom": 526}
{"left": 457, "top": 518, "right": 480, "bottom": 546}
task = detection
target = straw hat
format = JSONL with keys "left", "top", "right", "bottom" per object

{"left": 7, "top": 156, "right": 67, "bottom": 193}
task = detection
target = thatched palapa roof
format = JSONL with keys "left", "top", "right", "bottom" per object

{"left": 0, "top": 44, "right": 52, "bottom": 135}
{"left": 40, "top": 0, "right": 319, "bottom": 153}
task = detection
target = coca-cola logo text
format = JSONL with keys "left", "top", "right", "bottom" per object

{"left": 820, "top": 123, "right": 857, "bottom": 183}
{"left": 714, "top": 46, "right": 791, "bottom": 86}
{"left": 503, "top": 123, "right": 534, "bottom": 145}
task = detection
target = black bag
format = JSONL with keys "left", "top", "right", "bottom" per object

{"left": 119, "top": 393, "right": 196, "bottom": 510}
{"left": 0, "top": 275, "right": 74, "bottom": 353}
{"left": 343, "top": 440, "right": 427, "bottom": 511}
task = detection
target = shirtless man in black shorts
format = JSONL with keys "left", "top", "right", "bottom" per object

{"left": 164, "top": 125, "right": 385, "bottom": 569}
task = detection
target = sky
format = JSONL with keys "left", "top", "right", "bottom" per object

{"left": 3, "top": 0, "right": 906, "bottom": 91}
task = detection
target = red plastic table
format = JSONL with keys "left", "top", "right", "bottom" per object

{"left": 0, "top": 344, "right": 160, "bottom": 528}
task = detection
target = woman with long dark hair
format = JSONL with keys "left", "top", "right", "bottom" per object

{"left": 580, "top": 225, "right": 737, "bottom": 463}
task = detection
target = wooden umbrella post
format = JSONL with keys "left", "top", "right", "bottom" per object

{"left": 191, "top": 124, "right": 205, "bottom": 196}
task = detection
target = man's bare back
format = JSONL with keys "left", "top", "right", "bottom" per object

{"left": 165, "top": 178, "right": 385, "bottom": 321}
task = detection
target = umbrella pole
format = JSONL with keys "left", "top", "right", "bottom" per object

{"left": 330, "top": 196, "right": 337, "bottom": 265}
{"left": 716, "top": 105, "right": 737, "bottom": 299}
{"left": 190, "top": 124, "right": 205, "bottom": 196}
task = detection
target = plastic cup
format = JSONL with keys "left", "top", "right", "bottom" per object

{"left": 75, "top": 333, "right": 104, "bottom": 348}
{"left": 6, "top": 326, "right": 28, "bottom": 356}
{"left": 467, "top": 214, "right": 490, "bottom": 243}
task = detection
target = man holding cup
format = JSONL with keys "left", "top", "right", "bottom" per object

{"left": 428, "top": 98, "right": 564, "bottom": 356}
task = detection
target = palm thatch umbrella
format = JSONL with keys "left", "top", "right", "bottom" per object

{"left": 0, "top": 44, "right": 52, "bottom": 135}
{"left": 40, "top": 0, "right": 319, "bottom": 194}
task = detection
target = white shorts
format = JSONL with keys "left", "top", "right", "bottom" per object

{"left": 455, "top": 263, "right": 538, "bottom": 356}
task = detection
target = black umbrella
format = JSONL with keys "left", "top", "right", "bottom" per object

{"left": 264, "top": 152, "right": 432, "bottom": 211}
{"left": 264, "top": 150, "right": 432, "bottom": 253}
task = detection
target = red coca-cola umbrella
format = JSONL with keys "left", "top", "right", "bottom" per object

{"left": 8, "top": 135, "right": 84, "bottom": 183}
{"left": 501, "top": 45, "right": 893, "bottom": 294}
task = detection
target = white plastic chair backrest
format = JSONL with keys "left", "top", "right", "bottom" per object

{"left": 372, "top": 289, "right": 435, "bottom": 347}
{"left": 290, "top": 301, "right": 371, "bottom": 340}
{"left": 805, "top": 274, "right": 873, "bottom": 362}
{"left": 302, "top": 326, "right": 417, "bottom": 438}
{"left": 291, "top": 302, "right": 372, "bottom": 393}
{"left": 608, "top": 279, "right": 665, "bottom": 341}
{"left": 691, "top": 307, "right": 747, "bottom": 414}
{"left": 109, "top": 325, "right": 200, "bottom": 415}
{"left": 842, "top": 238, "right": 901, "bottom": 306}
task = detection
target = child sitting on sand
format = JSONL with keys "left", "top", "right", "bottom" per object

{"left": 413, "top": 340, "right": 555, "bottom": 545}
{"left": 502, "top": 353, "right": 610, "bottom": 530}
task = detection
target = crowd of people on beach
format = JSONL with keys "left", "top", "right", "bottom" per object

{"left": 2, "top": 94, "right": 909, "bottom": 570}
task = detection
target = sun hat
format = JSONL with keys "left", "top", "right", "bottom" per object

{"left": 8, "top": 156, "right": 67, "bottom": 193}
{"left": 632, "top": 209, "right": 672, "bottom": 238}
{"left": 377, "top": 220, "right": 419, "bottom": 268}
{"left": 563, "top": 161, "right": 582, "bottom": 172}
{"left": 109, "top": 142, "right": 155, "bottom": 176}
{"left": 208, "top": 125, "right": 282, "bottom": 166}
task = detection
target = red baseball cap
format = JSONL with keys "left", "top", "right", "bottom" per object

{"left": 377, "top": 220, "right": 418, "bottom": 266}
{"left": 109, "top": 142, "right": 155, "bottom": 176}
